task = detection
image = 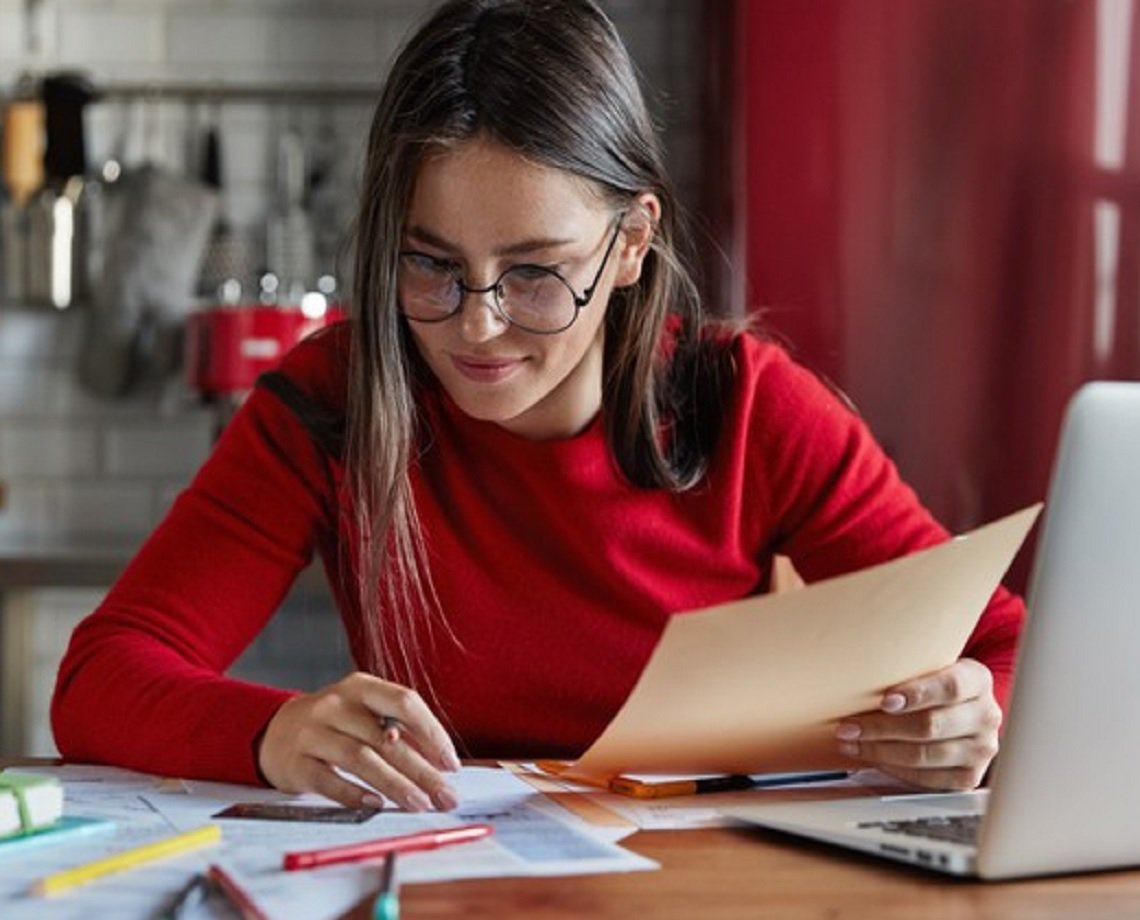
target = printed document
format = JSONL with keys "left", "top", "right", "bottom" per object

{"left": 0, "top": 764, "right": 655, "bottom": 920}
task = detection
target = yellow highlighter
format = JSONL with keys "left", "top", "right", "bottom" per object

{"left": 32, "top": 823, "right": 222, "bottom": 897}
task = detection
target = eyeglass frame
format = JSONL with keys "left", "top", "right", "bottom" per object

{"left": 396, "top": 213, "right": 626, "bottom": 335}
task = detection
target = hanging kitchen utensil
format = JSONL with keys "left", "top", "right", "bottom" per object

{"left": 196, "top": 100, "right": 254, "bottom": 300}
{"left": 0, "top": 78, "right": 45, "bottom": 302}
{"left": 25, "top": 72, "right": 97, "bottom": 309}
{"left": 307, "top": 105, "right": 356, "bottom": 287}
{"left": 1, "top": 87, "right": 44, "bottom": 208}
{"left": 265, "top": 120, "right": 315, "bottom": 304}
{"left": 82, "top": 96, "right": 132, "bottom": 299}
{"left": 78, "top": 163, "right": 218, "bottom": 397}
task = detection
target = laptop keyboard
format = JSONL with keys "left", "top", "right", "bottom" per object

{"left": 857, "top": 814, "right": 982, "bottom": 846}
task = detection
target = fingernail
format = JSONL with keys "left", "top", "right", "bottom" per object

{"left": 361, "top": 794, "right": 385, "bottom": 809}
{"left": 835, "top": 722, "right": 861, "bottom": 741}
{"left": 441, "top": 749, "right": 461, "bottom": 772}
{"left": 434, "top": 786, "right": 460, "bottom": 811}
{"left": 406, "top": 790, "right": 433, "bottom": 812}
{"left": 882, "top": 693, "right": 907, "bottom": 713}
{"left": 838, "top": 742, "right": 860, "bottom": 758}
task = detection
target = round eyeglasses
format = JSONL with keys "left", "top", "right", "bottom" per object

{"left": 397, "top": 217, "right": 624, "bottom": 335}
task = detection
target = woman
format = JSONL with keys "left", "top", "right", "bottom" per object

{"left": 52, "top": 0, "right": 1020, "bottom": 815}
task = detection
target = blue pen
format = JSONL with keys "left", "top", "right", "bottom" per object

{"left": 372, "top": 853, "right": 399, "bottom": 920}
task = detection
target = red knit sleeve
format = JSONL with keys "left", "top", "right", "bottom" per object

{"left": 51, "top": 337, "right": 343, "bottom": 784}
{"left": 741, "top": 339, "right": 1026, "bottom": 712}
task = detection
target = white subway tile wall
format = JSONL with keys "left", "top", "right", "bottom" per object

{"left": 0, "top": 0, "right": 702, "bottom": 712}
{"left": 102, "top": 419, "right": 213, "bottom": 478}
{"left": 7, "top": 586, "right": 350, "bottom": 756}
{"left": 53, "top": 479, "right": 155, "bottom": 535}
{"left": 0, "top": 10, "right": 23, "bottom": 65}
{"left": 7, "top": 589, "right": 100, "bottom": 757}
{"left": 0, "top": 421, "right": 99, "bottom": 477}
{"left": 165, "top": 13, "right": 277, "bottom": 71}
{"left": 58, "top": 10, "right": 166, "bottom": 70}
{"left": 0, "top": 311, "right": 213, "bottom": 538}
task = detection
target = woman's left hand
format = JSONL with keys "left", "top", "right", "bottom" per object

{"left": 834, "top": 658, "right": 1002, "bottom": 791}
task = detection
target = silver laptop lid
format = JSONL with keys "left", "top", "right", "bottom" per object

{"left": 979, "top": 382, "right": 1140, "bottom": 879}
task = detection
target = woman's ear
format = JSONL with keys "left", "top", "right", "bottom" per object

{"left": 612, "top": 192, "right": 661, "bottom": 287}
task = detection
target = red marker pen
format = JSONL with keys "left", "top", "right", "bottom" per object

{"left": 282, "top": 823, "right": 494, "bottom": 871}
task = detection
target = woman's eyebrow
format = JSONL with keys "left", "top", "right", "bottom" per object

{"left": 405, "top": 225, "right": 458, "bottom": 253}
{"left": 495, "top": 236, "right": 576, "bottom": 257}
{"left": 405, "top": 224, "right": 577, "bottom": 257}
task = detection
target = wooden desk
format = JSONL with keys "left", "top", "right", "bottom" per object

{"left": 362, "top": 826, "right": 1140, "bottom": 920}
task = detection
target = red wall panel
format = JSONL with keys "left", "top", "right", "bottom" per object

{"left": 732, "top": 0, "right": 1140, "bottom": 586}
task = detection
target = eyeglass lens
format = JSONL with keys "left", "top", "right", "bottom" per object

{"left": 398, "top": 257, "right": 578, "bottom": 333}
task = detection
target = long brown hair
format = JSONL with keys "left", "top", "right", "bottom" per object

{"left": 347, "top": 0, "right": 734, "bottom": 683}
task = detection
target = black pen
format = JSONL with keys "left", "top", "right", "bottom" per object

{"left": 155, "top": 872, "right": 209, "bottom": 920}
{"left": 608, "top": 770, "right": 849, "bottom": 799}
{"left": 371, "top": 853, "right": 399, "bottom": 920}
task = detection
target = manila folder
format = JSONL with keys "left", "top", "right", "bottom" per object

{"left": 565, "top": 505, "right": 1041, "bottom": 783}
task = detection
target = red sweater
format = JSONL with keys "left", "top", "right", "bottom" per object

{"left": 52, "top": 325, "right": 1025, "bottom": 784}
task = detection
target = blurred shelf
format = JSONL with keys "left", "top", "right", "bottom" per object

{"left": 0, "top": 532, "right": 330, "bottom": 593}
{"left": 98, "top": 81, "right": 379, "bottom": 104}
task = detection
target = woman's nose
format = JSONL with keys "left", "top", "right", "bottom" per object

{"left": 457, "top": 286, "right": 510, "bottom": 342}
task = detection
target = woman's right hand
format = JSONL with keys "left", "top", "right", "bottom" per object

{"left": 257, "top": 672, "right": 462, "bottom": 812}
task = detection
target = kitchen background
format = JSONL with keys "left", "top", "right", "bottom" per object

{"left": 3, "top": 0, "right": 1139, "bottom": 758}
{"left": 0, "top": 0, "right": 702, "bottom": 755}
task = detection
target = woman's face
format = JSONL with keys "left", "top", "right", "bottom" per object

{"left": 400, "top": 136, "right": 655, "bottom": 440}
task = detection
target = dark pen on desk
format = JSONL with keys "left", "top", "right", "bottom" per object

{"left": 608, "top": 770, "right": 849, "bottom": 799}
{"left": 155, "top": 872, "right": 209, "bottom": 920}
{"left": 372, "top": 853, "right": 399, "bottom": 920}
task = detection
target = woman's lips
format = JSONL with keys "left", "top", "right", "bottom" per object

{"left": 449, "top": 354, "right": 526, "bottom": 383}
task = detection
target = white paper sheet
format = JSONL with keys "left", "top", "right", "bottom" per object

{"left": 0, "top": 765, "right": 656, "bottom": 920}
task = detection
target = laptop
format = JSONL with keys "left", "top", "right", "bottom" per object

{"left": 722, "top": 381, "right": 1140, "bottom": 879}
